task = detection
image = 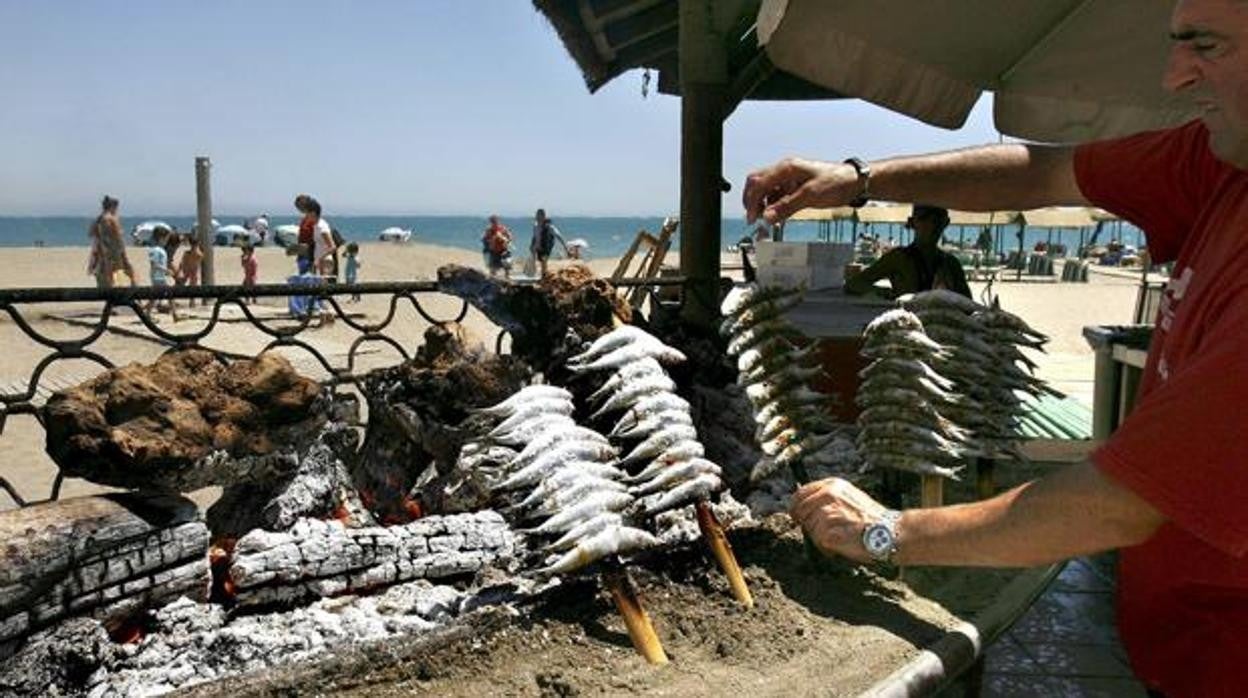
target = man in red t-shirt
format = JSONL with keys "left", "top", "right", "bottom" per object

{"left": 740, "top": 1, "right": 1248, "bottom": 695}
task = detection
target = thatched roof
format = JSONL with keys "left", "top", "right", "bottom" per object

{"left": 532, "top": 0, "right": 841, "bottom": 102}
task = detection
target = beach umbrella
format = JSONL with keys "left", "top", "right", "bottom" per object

{"left": 756, "top": 0, "right": 1196, "bottom": 142}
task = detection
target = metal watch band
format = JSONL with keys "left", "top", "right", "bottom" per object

{"left": 843, "top": 157, "right": 872, "bottom": 208}
{"left": 863, "top": 509, "right": 902, "bottom": 563}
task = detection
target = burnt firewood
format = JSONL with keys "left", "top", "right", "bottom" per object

{"left": 44, "top": 350, "right": 329, "bottom": 492}
{"left": 353, "top": 326, "right": 530, "bottom": 521}
{"left": 227, "top": 511, "right": 518, "bottom": 608}
{"left": 0, "top": 493, "right": 210, "bottom": 660}
{"left": 207, "top": 421, "right": 373, "bottom": 540}
{"left": 435, "top": 264, "right": 629, "bottom": 374}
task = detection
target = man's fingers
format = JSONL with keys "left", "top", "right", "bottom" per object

{"left": 762, "top": 183, "right": 814, "bottom": 224}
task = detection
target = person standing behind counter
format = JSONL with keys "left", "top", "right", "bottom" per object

{"left": 843, "top": 204, "right": 971, "bottom": 299}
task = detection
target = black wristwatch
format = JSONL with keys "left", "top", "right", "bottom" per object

{"left": 843, "top": 157, "right": 872, "bottom": 208}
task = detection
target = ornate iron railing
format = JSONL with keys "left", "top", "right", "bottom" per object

{"left": 0, "top": 277, "right": 684, "bottom": 509}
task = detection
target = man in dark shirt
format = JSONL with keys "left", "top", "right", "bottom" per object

{"left": 843, "top": 204, "right": 972, "bottom": 299}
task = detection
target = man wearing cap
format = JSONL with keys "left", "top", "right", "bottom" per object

{"left": 843, "top": 204, "right": 972, "bottom": 299}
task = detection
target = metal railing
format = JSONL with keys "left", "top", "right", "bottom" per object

{"left": 0, "top": 277, "right": 685, "bottom": 509}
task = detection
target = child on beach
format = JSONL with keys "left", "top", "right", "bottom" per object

{"left": 176, "top": 236, "right": 204, "bottom": 307}
{"left": 241, "top": 244, "right": 258, "bottom": 303}
{"left": 343, "top": 242, "right": 361, "bottom": 302}
{"left": 144, "top": 229, "right": 179, "bottom": 323}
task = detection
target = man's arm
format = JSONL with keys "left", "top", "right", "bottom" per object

{"left": 744, "top": 144, "right": 1088, "bottom": 224}
{"left": 844, "top": 251, "right": 900, "bottom": 297}
{"left": 791, "top": 462, "right": 1165, "bottom": 567}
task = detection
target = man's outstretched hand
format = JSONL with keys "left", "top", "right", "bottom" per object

{"left": 743, "top": 158, "right": 863, "bottom": 224}
{"left": 789, "top": 477, "right": 893, "bottom": 564}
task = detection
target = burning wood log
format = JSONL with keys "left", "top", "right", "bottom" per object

{"left": 44, "top": 350, "right": 328, "bottom": 492}
{"left": 354, "top": 325, "right": 531, "bottom": 522}
{"left": 226, "top": 511, "right": 517, "bottom": 608}
{"left": 436, "top": 264, "right": 630, "bottom": 374}
{"left": 207, "top": 421, "right": 374, "bottom": 539}
{"left": 0, "top": 493, "right": 209, "bottom": 660}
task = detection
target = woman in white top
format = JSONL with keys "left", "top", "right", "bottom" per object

{"left": 305, "top": 199, "right": 337, "bottom": 277}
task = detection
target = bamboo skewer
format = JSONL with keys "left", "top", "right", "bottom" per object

{"left": 694, "top": 500, "right": 754, "bottom": 609}
{"left": 602, "top": 562, "right": 668, "bottom": 665}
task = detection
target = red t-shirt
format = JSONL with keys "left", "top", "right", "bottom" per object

{"left": 1076, "top": 120, "right": 1248, "bottom": 696}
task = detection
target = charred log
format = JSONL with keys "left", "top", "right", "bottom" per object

{"left": 353, "top": 326, "right": 529, "bottom": 521}
{"left": 207, "top": 422, "right": 373, "bottom": 540}
{"left": 436, "top": 264, "right": 628, "bottom": 373}
{"left": 227, "top": 511, "right": 517, "bottom": 608}
{"left": 0, "top": 493, "right": 210, "bottom": 660}
{"left": 44, "top": 350, "right": 328, "bottom": 492}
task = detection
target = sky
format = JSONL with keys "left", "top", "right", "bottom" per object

{"left": 0, "top": 1, "right": 1001, "bottom": 217}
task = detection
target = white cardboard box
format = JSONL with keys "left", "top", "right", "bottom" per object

{"left": 756, "top": 264, "right": 845, "bottom": 291}
{"left": 756, "top": 241, "right": 854, "bottom": 268}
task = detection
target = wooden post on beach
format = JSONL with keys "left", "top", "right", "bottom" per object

{"left": 678, "top": 0, "right": 729, "bottom": 327}
{"left": 195, "top": 156, "right": 215, "bottom": 285}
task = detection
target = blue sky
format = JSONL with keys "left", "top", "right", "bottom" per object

{"left": 0, "top": 1, "right": 1000, "bottom": 216}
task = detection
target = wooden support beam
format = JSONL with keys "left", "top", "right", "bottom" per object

{"left": 678, "top": 0, "right": 729, "bottom": 326}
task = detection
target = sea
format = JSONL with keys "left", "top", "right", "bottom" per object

{"left": 0, "top": 214, "right": 1145, "bottom": 259}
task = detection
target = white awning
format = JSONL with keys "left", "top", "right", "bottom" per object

{"left": 757, "top": 0, "right": 1196, "bottom": 143}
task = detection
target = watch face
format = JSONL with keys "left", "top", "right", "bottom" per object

{"left": 864, "top": 524, "right": 894, "bottom": 557}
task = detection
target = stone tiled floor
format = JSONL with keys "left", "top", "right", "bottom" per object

{"left": 975, "top": 554, "right": 1151, "bottom": 697}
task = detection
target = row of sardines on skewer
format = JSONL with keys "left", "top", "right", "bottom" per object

{"left": 718, "top": 283, "right": 846, "bottom": 483}
{"left": 457, "top": 325, "right": 725, "bottom": 575}
{"left": 856, "top": 289, "right": 1050, "bottom": 478}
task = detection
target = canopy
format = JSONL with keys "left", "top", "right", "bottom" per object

{"left": 756, "top": 0, "right": 1197, "bottom": 142}
{"left": 1019, "top": 207, "right": 1096, "bottom": 228}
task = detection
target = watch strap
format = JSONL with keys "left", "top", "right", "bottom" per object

{"left": 843, "top": 157, "right": 872, "bottom": 208}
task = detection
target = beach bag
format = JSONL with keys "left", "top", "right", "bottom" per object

{"left": 522, "top": 256, "right": 537, "bottom": 277}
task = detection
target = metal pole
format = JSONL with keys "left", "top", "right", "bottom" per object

{"left": 195, "top": 156, "right": 215, "bottom": 285}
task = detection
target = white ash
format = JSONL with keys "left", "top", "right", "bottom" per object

{"left": 228, "top": 511, "right": 518, "bottom": 607}
{"left": 83, "top": 579, "right": 470, "bottom": 697}
{"left": 650, "top": 492, "right": 753, "bottom": 547}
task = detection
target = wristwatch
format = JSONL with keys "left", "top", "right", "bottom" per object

{"left": 843, "top": 157, "right": 872, "bottom": 208}
{"left": 861, "top": 509, "right": 902, "bottom": 563}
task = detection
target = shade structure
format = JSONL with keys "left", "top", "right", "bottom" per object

{"left": 1019, "top": 207, "right": 1096, "bottom": 228}
{"left": 756, "top": 0, "right": 1197, "bottom": 142}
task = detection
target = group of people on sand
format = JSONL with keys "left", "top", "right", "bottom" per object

{"left": 292, "top": 193, "right": 361, "bottom": 295}
{"left": 480, "top": 208, "right": 571, "bottom": 280}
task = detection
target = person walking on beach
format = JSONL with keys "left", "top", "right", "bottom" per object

{"left": 843, "top": 204, "right": 972, "bottom": 299}
{"left": 744, "top": 1, "right": 1248, "bottom": 694}
{"left": 343, "top": 242, "right": 362, "bottom": 302}
{"left": 143, "top": 227, "right": 179, "bottom": 323}
{"left": 240, "top": 243, "right": 258, "bottom": 303}
{"left": 251, "top": 213, "right": 270, "bottom": 246}
{"left": 87, "top": 195, "right": 135, "bottom": 288}
{"left": 295, "top": 194, "right": 316, "bottom": 275}
{"left": 483, "top": 215, "right": 513, "bottom": 279}
{"left": 176, "top": 236, "right": 204, "bottom": 307}
{"left": 530, "top": 208, "right": 567, "bottom": 277}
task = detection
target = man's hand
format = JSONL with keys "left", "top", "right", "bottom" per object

{"left": 789, "top": 477, "right": 892, "bottom": 563}
{"left": 743, "top": 158, "right": 862, "bottom": 224}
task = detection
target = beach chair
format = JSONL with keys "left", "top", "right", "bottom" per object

{"left": 611, "top": 218, "right": 679, "bottom": 308}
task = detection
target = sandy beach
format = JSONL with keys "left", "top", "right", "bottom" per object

{"left": 0, "top": 243, "right": 1142, "bottom": 512}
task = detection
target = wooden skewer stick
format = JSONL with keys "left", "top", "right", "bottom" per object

{"left": 695, "top": 500, "right": 754, "bottom": 609}
{"left": 602, "top": 562, "right": 669, "bottom": 665}
{"left": 920, "top": 473, "right": 945, "bottom": 508}
{"left": 975, "top": 456, "right": 996, "bottom": 500}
